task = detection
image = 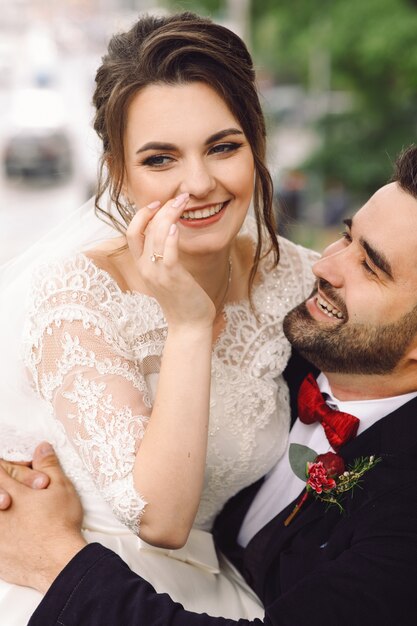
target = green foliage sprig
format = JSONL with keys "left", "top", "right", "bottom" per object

{"left": 284, "top": 444, "right": 381, "bottom": 525}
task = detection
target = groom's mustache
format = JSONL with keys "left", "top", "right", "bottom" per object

{"left": 312, "top": 279, "right": 348, "bottom": 321}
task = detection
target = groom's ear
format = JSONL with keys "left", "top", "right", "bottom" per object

{"left": 404, "top": 335, "right": 417, "bottom": 364}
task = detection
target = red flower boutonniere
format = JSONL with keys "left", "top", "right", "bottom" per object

{"left": 284, "top": 444, "right": 381, "bottom": 526}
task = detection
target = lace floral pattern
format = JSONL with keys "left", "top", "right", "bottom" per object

{"left": 14, "top": 228, "right": 318, "bottom": 535}
{"left": 62, "top": 373, "right": 148, "bottom": 486}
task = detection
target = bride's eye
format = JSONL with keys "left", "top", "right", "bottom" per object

{"left": 141, "top": 154, "right": 174, "bottom": 168}
{"left": 209, "top": 142, "right": 243, "bottom": 156}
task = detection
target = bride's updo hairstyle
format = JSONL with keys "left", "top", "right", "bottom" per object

{"left": 93, "top": 11, "right": 279, "bottom": 288}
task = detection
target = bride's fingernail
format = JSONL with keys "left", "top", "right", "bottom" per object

{"left": 147, "top": 201, "right": 161, "bottom": 210}
{"left": 33, "top": 475, "right": 48, "bottom": 489}
{"left": 172, "top": 192, "right": 189, "bottom": 207}
{"left": 0, "top": 493, "right": 8, "bottom": 509}
{"left": 169, "top": 224, "right": 177, "bottom": 236}
{"left": 38, "top": 442, "right": 53, "bottom": 457}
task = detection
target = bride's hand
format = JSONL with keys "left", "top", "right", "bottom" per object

{"left": 127, "top": 193, "right": 216, "bottom": 329}
{"left": 0, "top": 459, "right": 49, "bottom": 507}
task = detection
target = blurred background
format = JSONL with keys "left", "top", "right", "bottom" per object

{"left": 1, "top": 0, "right": 416, "bottom": 263}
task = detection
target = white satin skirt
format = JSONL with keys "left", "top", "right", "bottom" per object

{"left": 0, "top": 526, "right": 264, "bottom": 625}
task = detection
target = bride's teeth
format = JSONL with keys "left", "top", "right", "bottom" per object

{"left": 181, "top": 203, "right": 224, "bottom": 220}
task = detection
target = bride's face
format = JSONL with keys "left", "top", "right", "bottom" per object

{"left": 122, "top": 81, "right": 255, "bottom": 257}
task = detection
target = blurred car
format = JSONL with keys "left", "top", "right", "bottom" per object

{"left": 3, "top": 88, "right": 73, "bottom": 183}
{"left": 4, "top": 128, "right": 72, "bottom": 181}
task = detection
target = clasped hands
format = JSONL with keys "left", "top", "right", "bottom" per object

{"left": 0, "top": 443, "right": 86, "bottom": 594}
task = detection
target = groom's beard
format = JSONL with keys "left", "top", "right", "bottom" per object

{"left": 283, "top": 285, "right": 417, "bottom": 375}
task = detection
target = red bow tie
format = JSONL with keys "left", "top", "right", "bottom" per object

{"left": 297, "top": 373, "right": 360, "bottom": 452}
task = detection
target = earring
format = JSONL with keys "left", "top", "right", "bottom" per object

{"left": 121, "top": 196, "right": 136, "bottom": 222}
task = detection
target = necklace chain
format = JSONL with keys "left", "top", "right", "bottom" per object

{"left": 215, "top": 257, "right": 232, "bottom": 316}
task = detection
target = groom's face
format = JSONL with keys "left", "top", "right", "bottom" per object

{"left": 284, "top": 182, "right": 417, "bottom": 374}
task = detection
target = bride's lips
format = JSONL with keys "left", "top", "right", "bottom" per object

{"left": 178, "top": 201, "right": 229, "bottom": 228}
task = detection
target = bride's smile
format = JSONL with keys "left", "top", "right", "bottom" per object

{"left": 122, "top": 81, "right": 255, "bottom": 259}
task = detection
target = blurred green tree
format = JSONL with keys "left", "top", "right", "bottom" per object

{"left": 164, "top": 0, "right": 417, "bottom": 198}
{"left": 253, "top": 0, "right": 417, "bottom": 198}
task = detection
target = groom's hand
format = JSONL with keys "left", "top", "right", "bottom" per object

{"left": 0, "top": 457, "right": 50, "bottom": 509}
{"left": 0, "top": 442, "right": 87, "bottom": 593}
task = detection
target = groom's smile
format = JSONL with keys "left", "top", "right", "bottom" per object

{"left": 283, "top": 180, "right": 417, "bottom": 381}
{"left": 305, "top": 282, "right": 346, "bottom": 324}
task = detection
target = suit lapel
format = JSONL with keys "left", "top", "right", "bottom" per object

{"left": 214, "top": 354, "right": 317, "bottom": 566}
{"left": 213, "top": 476, "right": 264, "bottom": 570}
{"left": 336, "top": 393, "right": 417, "bottom": 463}
{"left": 243, "top": 393, "right": 417, "bottom": 595}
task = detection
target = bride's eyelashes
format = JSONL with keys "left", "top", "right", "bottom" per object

{"left": 141, "top": 154, "right": 174, "bottom": 168}
{"left": 139, "top": 142, "right": 244, "bottom": 169}
{"left": 207, "top": 141, "right": 243, "bottom": 156}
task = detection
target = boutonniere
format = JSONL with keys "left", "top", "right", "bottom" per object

{"left": 284, "top": 444, "right": 381, "bottom": 526}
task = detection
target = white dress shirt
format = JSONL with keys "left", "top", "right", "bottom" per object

{"left": 238, "top": 373, "right": 417, "bottom": 547}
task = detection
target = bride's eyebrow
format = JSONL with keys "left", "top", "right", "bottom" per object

{"left": 136, "top": 141, "right": 176, "bottom": 154}
{"left": 204, "top": 128, "right": 244, "bottom": 144}
{"left": 135, "top": 128, "right": 244, "bottom": 155}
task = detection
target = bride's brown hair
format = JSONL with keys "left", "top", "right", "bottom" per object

{"left": 93, "top": 11, "right": 279, "bottom": 290}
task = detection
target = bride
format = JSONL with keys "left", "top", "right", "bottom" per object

{"left": 0, "top": 12, "right": 317, "bottom": 624}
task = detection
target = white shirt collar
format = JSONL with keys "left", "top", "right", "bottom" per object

{"left": 237, "top": 373, "right": 417, "bottom": 548}
{"left": 317, "top": 372, "right": 417, "bottom": 436}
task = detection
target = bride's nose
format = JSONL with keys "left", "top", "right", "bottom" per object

{"left": 178, "top": 158, "right": 216, "bottom": 198}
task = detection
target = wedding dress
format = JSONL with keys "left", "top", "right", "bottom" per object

{"left": 0, "top": 203, "right": 317, "bottom": 625}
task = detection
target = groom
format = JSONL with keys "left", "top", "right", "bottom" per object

{"left": 1, "top": 146, "right": 417, "bottom": 625}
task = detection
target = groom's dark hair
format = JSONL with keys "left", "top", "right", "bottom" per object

{"left": 393, "top": 145, "right": 417, "bottom": 198}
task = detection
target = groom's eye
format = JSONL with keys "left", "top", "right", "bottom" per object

{"left": 340, "top": 230, "right": 352, "bottom": 243}
{"left": 361, "top": 259, "right": 377, "bottom": 277}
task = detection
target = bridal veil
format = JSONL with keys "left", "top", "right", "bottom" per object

{"left": 0, "top": 195, "right": 118, "bottom": 458}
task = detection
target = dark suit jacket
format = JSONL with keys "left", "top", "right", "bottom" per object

{"left": 29, "top": 374, "right": 417, "bottom": 626}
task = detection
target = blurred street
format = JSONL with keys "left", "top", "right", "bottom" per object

{"left": 2, "top": 0, "right": 415, "bottom": 262}
{"left": 0, "top": 0, "right": 149, "bottom": 264}
{"left": 0, "top": 21, "right": 102, "bottom": 262}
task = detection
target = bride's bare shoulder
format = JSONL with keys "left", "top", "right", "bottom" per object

{"left": 84, "top": 236, "right": 132, "bottom": 292}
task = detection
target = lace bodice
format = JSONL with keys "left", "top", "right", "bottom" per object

{"left": 15, "top": 233, "right": 317, "bottom": 535}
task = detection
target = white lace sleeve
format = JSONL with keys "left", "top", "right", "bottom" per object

{"left": 23, "top": 256, "right": 158, "bottom": 534}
